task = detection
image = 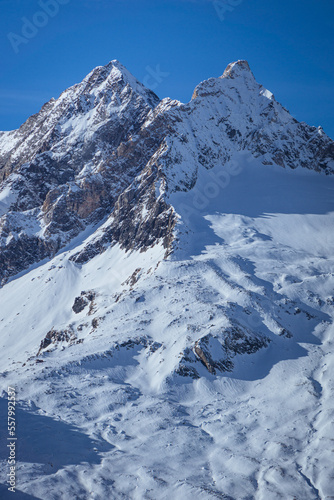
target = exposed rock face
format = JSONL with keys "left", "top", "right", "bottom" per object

{"left": 0, "top": 59, "right": 333, "bottom": 285}
{"left": 37, "top": 327, "right": 76, "bottom": 355}
{"left": 72, "top": 291, "right": 96, "bottom": 314}
{"left": 177, "top": 326, "right": 271, "bottom": 377}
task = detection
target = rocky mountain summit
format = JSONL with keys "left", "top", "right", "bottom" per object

{"left": 0, "top": 60, "right": 333, "bottom": 286}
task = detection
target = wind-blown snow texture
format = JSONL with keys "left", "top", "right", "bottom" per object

{"left": 0, "top": 60, "right": 334, "bottom": 499}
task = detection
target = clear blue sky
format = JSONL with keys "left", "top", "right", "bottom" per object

{"left": 1, "top": 0, "right": 333, "bottom": 137}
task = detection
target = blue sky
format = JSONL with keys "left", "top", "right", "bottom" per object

{"left": 1, "top": 0, "right": 333, "bottom": 137}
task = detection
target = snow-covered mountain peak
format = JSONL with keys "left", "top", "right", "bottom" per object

{"left": 221, "top": 59, "right": 253, "bottom": 79}
{"left": 191, "top": 60, "right": 259, "bottom": 100}
{"left": 0, "top": 60, "right": 160, "bottom": 174}
{"left": 0, "top": 61, "right": 166, "bottom": 284}
{"left": 78, "top": 59, "right": 159, "bottom": 106}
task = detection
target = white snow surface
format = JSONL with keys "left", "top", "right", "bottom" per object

{"left": 0, "top": 152, "right": 334, "bottom": 499}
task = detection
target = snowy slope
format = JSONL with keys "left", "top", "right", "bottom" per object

{"left": 0, "top": 61, "right": 334, "bottom": 499}
{"left": 1, "top": 153, "right": 334, "bottom": 499}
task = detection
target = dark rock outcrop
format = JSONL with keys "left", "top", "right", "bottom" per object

{"left": 72, "top": 291, "right": 96, "bottom": 314}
